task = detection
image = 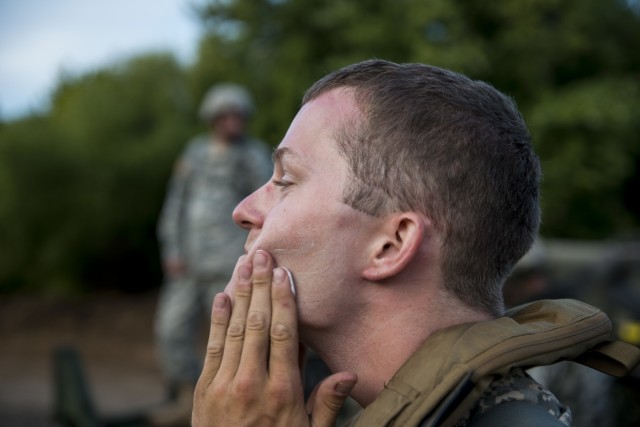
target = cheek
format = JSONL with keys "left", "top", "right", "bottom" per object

{"left": 260, "top": 203, "right": 324, "bottom": 256}
{"left": 266, "top": 231, "right": 318, "bottom": 273}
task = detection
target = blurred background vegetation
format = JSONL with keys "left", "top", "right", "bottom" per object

{"left": 1, "top": 0, "right": 639, "bottom": 294}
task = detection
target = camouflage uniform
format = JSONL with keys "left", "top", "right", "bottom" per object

{"left": 155, "top": 135, "right": 272, "bottom": 384}
{"left": 453, "top": 368, "right": 572, "bottom": 426}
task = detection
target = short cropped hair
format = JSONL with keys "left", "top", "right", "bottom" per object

{"left": 303, "top": 59, "right": 540, "bottom": 316}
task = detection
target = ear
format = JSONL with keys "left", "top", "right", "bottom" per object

{"left": 361, "top": 212, "right": 426, "bottom": 281}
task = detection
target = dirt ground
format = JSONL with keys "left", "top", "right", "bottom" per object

{"left": 0, "top": 291, "right": 169, "bottom": 427}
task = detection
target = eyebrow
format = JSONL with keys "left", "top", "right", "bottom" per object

{"left": 272, "top": 146, "right": 302, "bottom": 167}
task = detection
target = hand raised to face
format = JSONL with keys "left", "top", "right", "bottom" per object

{"left": 192, "top": 250, "right": 357, "bottom": 427}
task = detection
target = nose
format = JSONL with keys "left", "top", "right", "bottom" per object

{"left": 232, "top": 183, "right": 269, "bottom": 231}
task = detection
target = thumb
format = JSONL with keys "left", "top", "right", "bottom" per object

{"left": 307, "top": 372, "right": 357, "bottom": 427}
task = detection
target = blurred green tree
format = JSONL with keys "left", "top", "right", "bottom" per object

{"left": 0, "top": 54, "right": 194, "bottom": 293}
{"left": 195, "top": 0, "right": 640, "bottom": 238}
{"left": 1, "top": 0, "right": 639, "bottom": 293}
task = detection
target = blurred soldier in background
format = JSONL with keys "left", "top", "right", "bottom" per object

{"left": 149, "top": 84, "right": 272, "bottom": 426}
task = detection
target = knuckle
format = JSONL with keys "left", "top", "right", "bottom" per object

{"left": 324, "top": 393, "right": 345, "bottom": 412}
{"left": 211, "top": 314, "right": 228, "bottom": 327}
{"left": 208, "top": 383, "right": 228, "bottom": 402}
{"left": 206, "top": 342, "right": 224, "bottom": 358}
{"left": 235, "top": 287, "right": 252, "bottom": 299}
{"left": 252, "top": 276, "right": 269, "bottom": 287}
{"left": 232, "top": 377, "right": 258, "bottom": 398}
{"left": 270, "top": 322, "right": 293, "bottom": 343}
{"left": 267, "top": 381, "right": 294, "bottom": 407}
{"left": 227, "top": 321, "right": 245, "bottom": 340}
{"left": 195, "top": 381, "right": 222, "bottom": 404}
{"left": 246, "top": 311, "right": 268, "bottom": 332}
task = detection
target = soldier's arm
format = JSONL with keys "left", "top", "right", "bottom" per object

{"left": 157, "top": 143, "right": 196, "bottom": 276}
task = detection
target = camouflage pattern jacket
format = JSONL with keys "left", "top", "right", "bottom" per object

{"left": 344, "top": 299, "right": 619, "bottom": 427}
{"left": 158, "top": 135, "right": 272, "bottom": 277}
{"left": 452, "top": 368, "right": 571, "bottom": 426}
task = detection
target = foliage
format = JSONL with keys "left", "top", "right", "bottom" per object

{"left": 195, "top": 0, "right": 640, "bottom": 238}
{"left": 1, "top": 0, "right": 639, "bottom": 293}
{"left": 0, "top": 54, "right": 194, "bottom": 293}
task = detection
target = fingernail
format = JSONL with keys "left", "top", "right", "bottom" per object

{"left": 273, "top": 267, "right": 285, "bottom": 284}
{"left": 214, "top": 293, "right": 227, "bottom": 309}
{"left": 255, "top": 251, "right": 268, "bottom": 267}
{"left": 334, "top": 380, "right": 356, "bottom": 397}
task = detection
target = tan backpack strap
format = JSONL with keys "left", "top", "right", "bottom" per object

{"left": 574, "top": 340, "right": 640, "bottom": 377}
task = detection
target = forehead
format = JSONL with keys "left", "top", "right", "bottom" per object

{"left": 275, "top": 88, "right": 359, "bottom": 169}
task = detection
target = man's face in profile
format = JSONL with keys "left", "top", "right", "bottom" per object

{"left": 231, "top": 89, "right": 383, "bottom": 333}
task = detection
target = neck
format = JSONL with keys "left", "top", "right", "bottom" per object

{"left": 303, "top": 283, "right": 493, "bottom": 407}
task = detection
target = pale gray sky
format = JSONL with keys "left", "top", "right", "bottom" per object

{"left": 0, "top": 0, "right": 203, "bottom": 120}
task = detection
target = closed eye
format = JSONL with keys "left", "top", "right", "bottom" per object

{"left": 272, "top": 179, "right": 293, "bottom": 189}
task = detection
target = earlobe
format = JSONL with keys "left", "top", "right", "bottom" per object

{"left": 361, "top": 213, "right": 426, "bottom": 281}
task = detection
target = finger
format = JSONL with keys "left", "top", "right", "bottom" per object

{"left": 268, "top": 266, "right": 300, "bottom": 379}
{"left": 197, "top": 292, "right": 231, "bottom": 388}
{"left": 217, "top": 257, "right": 253, "bottom": 379}
{"left": 307, "top": 372, "right": 358, "bottom": 427}
{"left": 238, "top": 250, "right": 274, "bottom": 376}
{"left": 197, "top": 255, "right": 246, "bottom": 387}
{"left": 223, "top": 254, "right": 249, "bottom": 306}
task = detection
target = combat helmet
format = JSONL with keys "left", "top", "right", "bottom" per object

{"left": 198, "top": 83, "right": 254, "bottom": 121}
